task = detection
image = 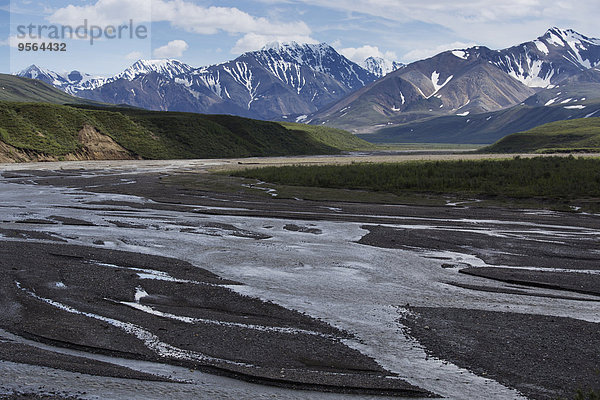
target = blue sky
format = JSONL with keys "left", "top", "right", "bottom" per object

{"left": 2, "top": 0, "right": 599, "bottom": 76}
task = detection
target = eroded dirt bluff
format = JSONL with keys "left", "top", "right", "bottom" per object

{"left": 0, "top": 124, "right": 138, "bottom": 163}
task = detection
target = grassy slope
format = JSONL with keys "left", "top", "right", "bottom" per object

{"left": 483, "top": 117, "right": 600, "bottom": 153}
{"left": 0, "top": 74, "right": 101, "bottom": 105}
{"left": 0, "top": 102, "right": 362, "bottom": 159}
{"left": 278, "top": 122, "right": 376, "bottom": 151}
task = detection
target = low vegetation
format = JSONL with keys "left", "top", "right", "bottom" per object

{"left": 278, "top": 121, "right": 376, "bottom": 151}
{"left": 574, "top": 389, "right": 600, "bottom": 400}
{"left": 231, "top": 156, "right": 600, "bottom": 204}
{"left": 484, "top": 117, "right": 600, "bottom": 153}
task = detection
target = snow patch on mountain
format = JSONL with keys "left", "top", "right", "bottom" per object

{"left": 431, "top": 71, "right": 453, "bottom": 94}
{"left": 504, "top": 58, "right": 555, "bottom": 88}
{"left": 223, "top": 62, "right": 260, "bottom": 109}
{"left": 534, "top": 40, "right": 549, "bottom": 55}
{"left": 451, "top": 50, "right": 468, "bottom": 60}
{"left": 202, "top": 73, "right": 223, "bottom": 98}
{"left": 263, "top": 59, "right": 306, "bottom": 94}
{"left": 549, "top": 27, "right": 600, "bottom": 46}
{"left": 546, "top": 31, "right": 565, "bottom": 47}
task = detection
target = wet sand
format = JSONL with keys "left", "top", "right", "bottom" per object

{"left": 0, "top": 159, "right": 599, "bottom": 399}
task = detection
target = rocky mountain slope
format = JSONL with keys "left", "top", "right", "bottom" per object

{"left": 18, "top": 43, "right": 377, "bottom": 121}
{"left": 360, "top": 64, "right": 600, "bottom": 144}
{"left": 360, "top": 98, "right": 600, "bottom": 144}
{"left": 310, "top": 28, "right": 600, "bottom": 133}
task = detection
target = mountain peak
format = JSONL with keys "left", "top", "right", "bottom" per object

{"left": 129, "top": 59, "right": 188, "bottom": 71}
{"left": 261, "top": 41, "right": 300, "bottom": 51}
{"left": 237, "top": 40, "right": 375, "bottom": 93}
{"left": 134, "top": 58, "right": 182, "bottom": 66}
{"left": 17, "top": 64, "right": 67, "bottom": 85}
{"left": 545, "top": 27, "right": 581, "bottom": 37}
{"left": 19, "top": 64, "right": 47, "bottom": 75}
{"left": 363, "top": 56, "right": 404, "bottom": 77}
{"left": 120, "top": 59, "right": 193, "bottom": 80}
{"left": 259, "top": 41, "right": 332, "bottom": 54}
{"left": 541, "top": 27, "right": 599, "bottom": 46}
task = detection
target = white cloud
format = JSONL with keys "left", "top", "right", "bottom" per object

{"left": 48, "top": 0, "right": 316, "bottom": 53}
{"left": 284, "top": 0, "right": 561, "bottom": 25}
{"left": 153, "top": 39, "right": 188, "bottom": 58}
{"left": 48, "top": 0, "right": 151, "bottom": 26}
{"left": 152, "top": 3, "right": 311, "bottom": 37}
{"left": 402, "top": 42, "right": 476, "bottom": 63}
{"left": 277, "top": 0, "right": 600, "bottom": 50}
{"left": 339, "top": 45, "right": 398, "bottom": 64}
{"left": 44, "top": 0, "right": 600, "bottom": 66}
{"left": 125, "top": 50, "right": 143, "bottom": 60}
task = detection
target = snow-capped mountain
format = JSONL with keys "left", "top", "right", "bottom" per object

{"left": 256, "top": 42, "right": 375, "bottom": 90}
{"left": 18, "top": 59, "right": 196, "bottom": 95}
{"left": 460, "top": 27, "right": 600, "bottom": 88}
{"left": 24, "top": 42, "right": 377, "bottom": 120}
{"left": 17, "top": 28, "right": 600, "bottom": 130}
{"left": 363, "top": 57, "right": 404, "bottom": 77}
{"left": 310, "top": 28, "right": 600, "bottom": 133}
{"left": 18, "top": 65, "right": 67, "bottom": 86}
{"left": 116, "top": 59, "right": 195, "bottom": 81}
{"left": 310, "top": 49, "right": 537, "bottom": 132}
{"left": 17, "top": 65, "right": 102, "bottom": 93}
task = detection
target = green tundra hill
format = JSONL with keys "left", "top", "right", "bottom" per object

{"left": 483, "top": 117, "right": 600, "bottom": 153}
{"left": 0, "top": 102, "right": 369, "bottom": 162}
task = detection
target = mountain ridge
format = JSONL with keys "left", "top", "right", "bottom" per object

{"left": 15, "top": 28, "right": 600, "bottom": 144}
{"left": 309, "top": 27, "right": 600, "bottom": 133}
{"left": 18, "top": 42, "right": 377, "bottom": 121}
{"left": 362, "top": 57, "right": 404, "bottom": 78}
